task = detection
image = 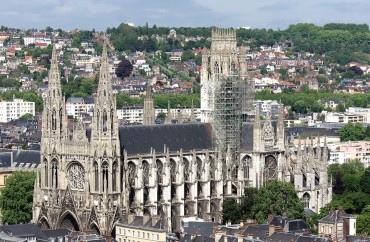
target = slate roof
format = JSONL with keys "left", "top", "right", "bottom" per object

{"left": 117, "top": 216, "right": 165, "bottom": 231}
{"left": 0, "top": 152, "right": 12, "bottom": 167}
{"left": 118, "top": 123, "right": 214, "bottom": 155}
{"left": 318, "top": 209, "right": 355, "bottom": 224}
{"left": 183, "top": 221, "right": 217, "bottom": 237}
{"left": 242, "top": 224, "right": 269, "bottom": 240}
{"left": 0, "top": 149, "right": 40, "bottom": 168}
{"left": 0, "top": 231, "right": 26, "bottom": 242}
{"left": 42, "top": 228, "right": 70, "bottom": 238}
{"left": 0, "top": 224, "right": 49, "bottom": 241}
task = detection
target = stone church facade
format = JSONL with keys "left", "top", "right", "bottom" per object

{"left": 33, "top": 30, "right": 331, "bottom": 235}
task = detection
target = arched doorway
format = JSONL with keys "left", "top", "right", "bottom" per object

{"left": 59, "top": 213, "right": 80, "bottom": 231}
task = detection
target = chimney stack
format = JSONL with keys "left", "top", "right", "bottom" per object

{"left": 151, "top": 214, "right": 161, "bottom": 227}
{"left": 128, "top": 213, "right": 135, "bottom": 224}
{"left": 143, "top": 214, "right": 150, "bottom": 225}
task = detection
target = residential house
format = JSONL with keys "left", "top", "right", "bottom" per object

{"left": 115, "top": 214, "right": 166, "bottom": 242}
{"left": 318, "top": 208, "right": 356, "bottom": 241}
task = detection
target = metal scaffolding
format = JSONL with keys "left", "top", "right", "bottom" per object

{"left": 213, "top": 72, "right": 243, "bottom": 160}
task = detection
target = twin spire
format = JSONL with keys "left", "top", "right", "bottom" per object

{"left": 97, "top": 36, "right": 113, "bottom": 98}
{"left": 48, "top": 44, "right": 61, "bottom": 88}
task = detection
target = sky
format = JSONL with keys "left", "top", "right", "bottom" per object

{"left": 1, "top": 0, "right": 369, "bottom": 30}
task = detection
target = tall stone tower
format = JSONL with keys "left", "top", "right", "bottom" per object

{"left": 142, "top": 81, "right": 155, "bottom": 125}
{"left": 33, "top": 42, "right": 123, "bottom": 236}
{"left": 200, "top": 28, "right": 254, "bottom": 182}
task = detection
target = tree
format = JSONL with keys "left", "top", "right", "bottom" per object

{"left": 239, "top": 187, "right": 258, "bottom": 220}
{"left": 116, "top": 59, "right": 133, "bottom": 79}
{"left": 336, "top": 103, "right": 346, "bottom": 112}
{"left": 292, "top": 100, "right": 307, "bottom": 114}
{"left": 252, "top": 180, "right": 305, "bottom": 223}
{"left": 157, "top": 112, "right": 166, "bottom": 119}
{"left": 222, "top": 198, "right": 242, "bottom": 224}
{"left": 19, "top": 113, "right": 33, "bottom": 119}
{"left": 0, "top": 171, "right": 36, "bottom": 224}
{"left": 360, "top": 166, "right": 370, "bottom": 194}
{"left": 260, "top": 67, "right": 268, "bottom": 75}
{"left": 337, "top": 123, "right": 366, "bottom": 141}
{"left": 181, "top": 50, "right": 195, "bottom": 61}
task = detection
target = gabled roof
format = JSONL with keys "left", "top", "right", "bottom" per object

{"left": 318, "top": 209, "right": 355, "bottom": 224}
{"left": 119, "top": 123, "right": 214, "bottom": 155}
{"left": 0, "top": 224, "right": 49, "bottom": 241}
{"left": 42, "top": 228, "right": 70, "bottom": 238}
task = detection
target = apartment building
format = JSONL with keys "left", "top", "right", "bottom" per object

{"left": 0, "top": 98, "right": 35, "bottom": 123}
{"left": 115, "top": 214, "right": 166, "bottom": 242}
{"left": 66, "top": 97, "right": 94, "bottom": 118}
{"left": 325, "top": 112, "right": 366, "bottom": 123}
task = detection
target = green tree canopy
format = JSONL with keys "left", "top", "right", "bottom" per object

{"left": 0, "top": 171, "right": 36, "bottom": 224}
{"left": 252, "top": 180, "right": 305, "bottom": 223}
{"left": 19, "top": 113, "right": 33, "bottom": 119}
{"left": 116, "top": 59, "right": 133, "bottom": 80}
{"left": 337, "top": 123, "right": 366, "bottom": 141}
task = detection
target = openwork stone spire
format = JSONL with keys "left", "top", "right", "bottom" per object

{"left": 97, "top": 38, "right": 113, "bottom": 99}
{"left": 48, "top": 44, "right": 61, "bottom": 89}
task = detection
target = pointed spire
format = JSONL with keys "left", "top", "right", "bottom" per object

{"left": 48, "top": 44, "right": 61, "bottom": 87}
{"left": 97, "top": 35, "right": 112, "bottom": 97}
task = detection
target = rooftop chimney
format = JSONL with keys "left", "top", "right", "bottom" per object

{"left": 128, "top": 213, "right": 135, "bottom": 224}
{"left": 143, "top": 213, "right": 150, "bottom": 225}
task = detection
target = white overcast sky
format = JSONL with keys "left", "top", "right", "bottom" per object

{"left": 1, "top": 0, "right": 369, "bottom": 30}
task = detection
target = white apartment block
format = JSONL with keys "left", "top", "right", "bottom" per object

{"left": 116, "top": 107, "right": 201, "bottom": 124}
{"left": 0, "top": 98, "right": 35, "bottom": 123}
{"left": 66, "top": 97, "right": 94, "bottom": 118}
{"left": 23, "top": 36, "right": 51, "bottom": 46}
{"left": 347, "top": 107, "right": 370, "bottom": 123}
{"left": 325, "top": 112, "right": 367, "bottom": 123}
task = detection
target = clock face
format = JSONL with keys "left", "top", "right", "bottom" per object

{"left": 68, "top": 164, "right": 85, "bottom": 190}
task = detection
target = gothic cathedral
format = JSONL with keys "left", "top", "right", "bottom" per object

{"left": 33, "top": 30, "right": 332, "bottom": 235}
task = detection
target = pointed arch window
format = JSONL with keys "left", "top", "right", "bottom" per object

{"left": 142, "top": 161, "right": 150, "bottom": 186}
{"left": 112, "top": 161, "right": 117, "bottom": 192}
{"left": 183, "top": 158, "right": 190, "bottom": 181}
{"left": 232, "top": 165, "right": 239, "bottom": 180}
{"left": 303, "top": 173, "right": 307, "bottom": 188}
{"left": 231, "top": 61, "right": 236, "bottom": 74}
{"left": 156, "top": 160, "right": 163, "bottom": 184}
{"left": 52, "top": 110, "right": 57, "bottom": 130}
{"left": 96, "top": 111, "right": 100, "bottom": 131}
{"left": 51, "top": 159, "right": 58, "bottom": 188}
{"left": 111, "top": 109, "right": 114, "bottom": 133}
{"left": 103, "top": 110, "right": 108, "bottom": 132}
{"left": 94, "top": 162, "right": 99, "bottom": 192}
{"left": 196, "top": 157, "right": 202, "bottom": 180}
{"left": 209, "top": 156, "right": 215, "bottom": 180}
{"left": 59, "top": 109, "right": 63, "bottom": 133}
{"left": 214, "top": 62, "right": 219, "bottom": 75}
{"left": 128, "top": 162, "right": 136, "bottom": 187}
{"left": 44, "top": 159, "right": 48, "bottom": 187}
{"left": 243, "top": 156, "right": 252, "bottom": 179}
{"left": 170, "top": 159, "right": 176, "bottom": 183}
{"left": 102, "top": 161, "right": 108, "bottom": 192}
{"left": 303, "top": 193, "right": 310, "bottom": 208}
